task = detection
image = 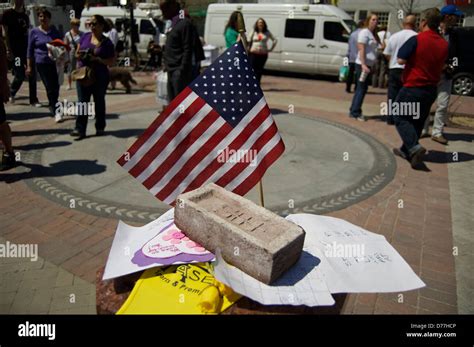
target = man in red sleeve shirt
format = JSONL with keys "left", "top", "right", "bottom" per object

{"left": 393, "top": 8, "right": 448, "bottom": 169}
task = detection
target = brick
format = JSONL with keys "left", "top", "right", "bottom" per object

{"left": 420, "top": 287, "right": 457, "bottom": 306}
{"left": 375, "top": 297, "right": 418, "bottom": 314}
{"left": 418, "top": 297, "right": 457, "bottom": 314}
{"left": 175, "top": 183, "right": 305, "bottom": 284}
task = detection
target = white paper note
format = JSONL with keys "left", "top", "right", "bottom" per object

{"left": 286, "top": 214, "right": 426, "bottom": 293}
{"left": 214, "top": 249, "right": 335, "bottom": 307}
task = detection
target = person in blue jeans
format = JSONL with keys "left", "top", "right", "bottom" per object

{"left": 26, "top": 8, "right": 61, "bottom": 117}
{"left": 393, "top": 8, "right": 448, "bottom": 169}
{"left": 349, "top": 13, "right": 380, "bottom": 121}
{"left": 70, "top": 15, "right": 115, "bottom": 140}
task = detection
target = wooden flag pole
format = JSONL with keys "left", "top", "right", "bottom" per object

{"left": 236, "top": 12, "right": 265, "bottom": 208}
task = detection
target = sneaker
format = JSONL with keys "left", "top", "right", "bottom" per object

{"left": 55, "top": 115, "right": 64, "bottom": 123}
{"left": 67, "top": 86, "right": 72, "bottom": 91}
{"left": 9, "top": 96, "right": 15, "bottom": 104}
{"left": 410, "top": 146, "right": 427, "bottom": 169}
{"left": 420, "top": 131, "right": 431, "bottom": 139}
{"left": 431, "top": 134, "right": 448, "bottom": 145}
{"left": 357, "top": 116, "right": 366, "bottom": 122}
{"left": 31, "top": 102, "right": 42, "bottom": 108}
{"left": 0, "top": 152, "right": 17, "bottom": 171}
{"left": 392, "top": 148, "right": 408, "bottom": 160}
{"left": 70, "top": 129, "right": 86, "bottom": 139}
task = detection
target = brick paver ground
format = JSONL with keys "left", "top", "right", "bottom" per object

{"left": 1, "top": 71, "right": 472, "bottom": 314}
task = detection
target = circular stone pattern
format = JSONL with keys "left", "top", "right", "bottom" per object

{"left": 23, "top": 111, "right": 396, "bottom": 222}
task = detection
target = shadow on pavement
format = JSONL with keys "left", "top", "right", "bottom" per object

{"left": 13, "top": 128, "right": 71, "bottom": 137}
{"left": 424, "top": 150, "right": 474, "bottom": 163}
{"left": 0, "top": 160, "right": 107, "bottom": 183}
{"left": 7, "top": 112, "right": 52, "bottom": 121}
{"left": 263, "top": 88, "right": 298, "bottom": 92}
{"left": 271, "top": 108, "right": 289, "bottom": 115}
{"left": 15, "top": 141, "right": 72, "bottom": 151}
{"left": 445, "top": 132, "right": 474, "bottom": 143}
{"left": 103, "top": 128, "right": 145, "bottom": 138}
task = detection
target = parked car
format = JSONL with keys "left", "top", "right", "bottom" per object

{"left": 204, "top": 3, "right": 355, "bottom": 77}
{"left": 450, "top": 26, "right": 474, "bottom": 96}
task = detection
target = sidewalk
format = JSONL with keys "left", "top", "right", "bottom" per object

{"left": 0, "top": 72, "right": 472, "bottom": 314}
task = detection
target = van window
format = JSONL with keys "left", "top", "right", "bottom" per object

{"left": 140, "top": 19, "right": 156, "bottom": 35}
{"left": 284, "top": 19, "right": 315, "bottom": 39}
{"left": 324, "top": 22, "right": 349, "bottom": 43}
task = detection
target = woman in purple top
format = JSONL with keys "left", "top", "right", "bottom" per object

{"left": 26, "top": 8, "right": 61, "bottom": 117}
{"left": 70, "top": 15, "right": 115, "bottom": 139}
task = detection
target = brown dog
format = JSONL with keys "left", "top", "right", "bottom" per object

{"left": 108, "top": 67, "right": 137, "bottom": 94}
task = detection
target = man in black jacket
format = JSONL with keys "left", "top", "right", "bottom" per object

{"left": 160, "top": 0, "right": 196, "bottom": 101}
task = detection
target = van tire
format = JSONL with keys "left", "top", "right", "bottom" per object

{"left": 452, "top": 72, "right": 474, "bottom": 96}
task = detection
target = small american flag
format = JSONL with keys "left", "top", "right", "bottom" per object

{"left": 117, "top": 42, "right": 285, "bottom": 205}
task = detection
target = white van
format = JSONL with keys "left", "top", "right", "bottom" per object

{"left": 205, "top": 4, "right": 356, "bottom": 77}
{"left": 80, "top": 6, "right": 164, "bottom": 60}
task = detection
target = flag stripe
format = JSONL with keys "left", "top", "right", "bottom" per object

{"left": 148, "top": 117, "right": 229, "bottom": 195}
{"left": 231, "top": 138, "right": 285, "bottom": 196}
{"left": 117, "top": 87, "right": 193, "bottom": 166}
{"left": 214, "top": 122, "right": 279, "bottom": 189}
{"left": 121, "top": 90, "right": 199, "bottom": 171}
{"left": 160, "top": 101, "right": 271, "bottom": 202}
{"left": 153, "top": 97, "right": 267, "bottom": 201}
{"left": 199, "top": 112, "right": 275, "bottom": 188}
{"left": 135, "top": 101, "right": 212, "bottom": 182}
{"left": 153, "top": 122, "right": 233, "bottom": 200}
{"left": 128, "top": 96, "right": 206, "bottom": 178}
{"left": 142, "top": 109, "right": 221, "bottom": 190}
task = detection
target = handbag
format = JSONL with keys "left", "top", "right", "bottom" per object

{"left": 71, "top": 35, "right": 104, "bottom": 87}
{"left": 72, "top": 65, "right": 95, "bottom": 87}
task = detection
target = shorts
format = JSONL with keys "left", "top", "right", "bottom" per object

{"left": 0, "top": 102, "right": 6, "bottom": 125}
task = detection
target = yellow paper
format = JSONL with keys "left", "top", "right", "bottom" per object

{"left": 117, "top": 263, "right": 241, "bottom": 314}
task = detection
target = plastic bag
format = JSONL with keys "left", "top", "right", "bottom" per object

{"left": 117, "top": 262, "right": 241, "bottom": 314}
{"left": 156, "top": 70, "right": 169, "bottom": 106}
{"left": 339, "top": 65, "right": 349, "bottom": 82}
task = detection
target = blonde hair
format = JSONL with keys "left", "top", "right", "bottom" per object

{"left": 70, "top": 18, "right": 80, "bottom": 26}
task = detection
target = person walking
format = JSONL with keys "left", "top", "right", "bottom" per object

{"left": 349, "top": 13, "right": 380, "bottom": 121}
{"left": 346, "top": 20, "right": 364, "bottom": 93}
{"left": 0, "top": 22, "right": 16, "bottom": 171}
{"left": 160, "top": 0, "right": 195, "bottom": 101}
{"left": 1, "top": 0, "right": 41, "bottom": 107}
{"left": 372, "top": 25, "right": 390, "bottom": 89}
{"left": 27, "top": 8, "right": 61, "bottom": 118}
{"left": 70, "top": 15, "right": 115, "bottom": 140}
{"left": 383, "top": 15, "right": 417, "bottom": 125}
{"left": 105, "top": 18, "right": 119, "bottom": 49}
{"left": 248, "top": 18, "right": 277, "bottom": 83}
{"left": 64, "top": 18, "right": 83, "bottom": 90}
{"left": 421, "top": 5, "right": 463, "bottom": 145}
{"left": 224, "top": 11, "right": 240, "bottom": 48}
{"left": 393, "top": 8, "right": 448, "bottom": 169}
